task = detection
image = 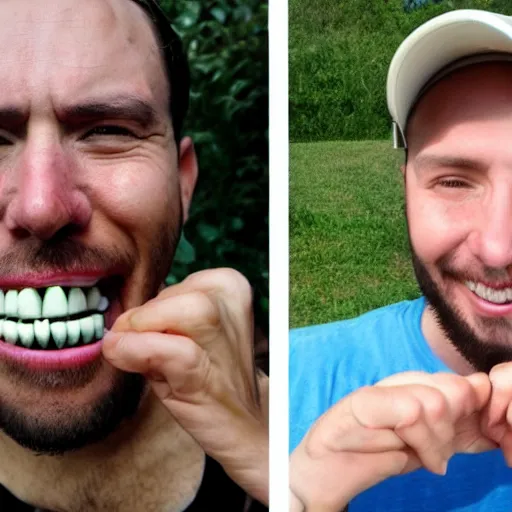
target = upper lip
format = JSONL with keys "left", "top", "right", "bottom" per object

{"left": 466, "top": 279, "right": 512, "bottom": 290}
{"left": 0, "top": 271, "right": 113, "bottom": 289}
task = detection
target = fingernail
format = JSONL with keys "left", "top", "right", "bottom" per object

{"left": 102, "top": 331, "right": 123, "bottom": 350}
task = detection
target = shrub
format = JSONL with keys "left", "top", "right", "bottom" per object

{"left": 159, "top": 0, "right": 269, "bottom": 336}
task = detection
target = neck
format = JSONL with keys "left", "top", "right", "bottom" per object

{"left": 421, "top": 304, "right": 475, "bottom": 375}
{"left": 0, "top": 389, "right": 205, "bottom": 512}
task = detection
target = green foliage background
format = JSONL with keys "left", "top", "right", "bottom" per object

{"left": 158, "top": 1, "right": 268, "bottom": 334}
{"left": 290, "top": 0, "right": 512, "bottom": 143}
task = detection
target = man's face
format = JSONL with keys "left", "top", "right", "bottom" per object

{"left": 0, "top": 0, "right": 196, "bottom": 453}
{"left": 406, "top": 62, "right": 512, "bottom": 373}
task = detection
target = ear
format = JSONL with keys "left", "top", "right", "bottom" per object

{"left": 400, "top": 164, "right": 406, "bottom": 184}
{"left": 178, "top": 137, "right": 198, "bottom": 223}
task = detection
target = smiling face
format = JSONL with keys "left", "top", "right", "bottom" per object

{"left": 0, "top": 0, "right": 197, "bottom": 453}
{"left": 406, "top": 61, "right": 512, "bottom": 373}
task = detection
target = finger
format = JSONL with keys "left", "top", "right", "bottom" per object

{"left": 314, "top": 386, "right": 432, "bottom": 457}
{"left": 466, "top": 373, "right": 493, "bottom": 411}
{"left": 102, "top": 330, "right": 210, "bottom": 401}
{"left": 157, "top": 268, "right": 252, "bottom": 307}
{"left": 379, "top": 373, "right": 492, "bottom": 468}
{"left": 378, "top": 371, "right": 491, "bottom": 420}
{"left": 501, "top": 431, "right": 512, "bottom": 466}
{"left": 111, "top": 291, "right": 219, "bottom": 339}
{"left": 483, "top": 363, "right": 512, "bottom": 442}
{"left": 362, "top": 381, "right": 472, "bottom": 474}
{"left": 392, "top": 385, "right": 453, "bottom": 475}
{"left": 151, "top": 269, "right": 253, "bottom": 340}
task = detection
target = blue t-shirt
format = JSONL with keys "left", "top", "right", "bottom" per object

{"left": 290, "top": 298, "right": 512, "bottom": 511}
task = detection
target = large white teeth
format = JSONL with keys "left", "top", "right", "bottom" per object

{"left": 79, "top": 316, "right": 95, "bottom": 344}
{"left": 466, "top": 280, "right": 512, "bottom": 304}
{"left": 68, "top": 288, "right": 87, "bottom": 315}
{"left": 66, "top": 320, "right": 81, "bottom": 346}
{"left": 0, "top": 284, "right": 111, "bottom": 349}
{"left": 3, "top": 320, "right": 17, "bottom": 344}
{"left": 42, "top": 287, "right": 68, "bottom": 318}
{"left": 465, "top": 281, "right": 476, "bottom": 292}
{"left": 18, "top": 288, "right": 42, "bottom": 319}
{"left": 18, "top": 322, "right": 34, "bottom": 348}
{"left": 34, "top": 319, "right": 50, "bottom": 348}
{"left": 50, "top": 322, "right": 67, "bottom": 349}
{"left": 2, "top": 314, "right": 105, "bottom": 349}
{"left": 87, "top": 287, "right": 101, "bottom": 310}
{"left": 5, "top": 290, "right": 18, "bottom": 316}
{"left": 93, "top": 314, "right": 104, "bottom": 339}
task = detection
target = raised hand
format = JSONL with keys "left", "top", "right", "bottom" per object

{"left": 102, "top": 268, "right": 268, "bottom": 505}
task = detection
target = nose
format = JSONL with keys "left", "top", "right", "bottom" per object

{"left": 468, "top": 184, "right": 512, "bottom": 269}
{"left": 3, "top": 139, "right": 92, "bottom": 240}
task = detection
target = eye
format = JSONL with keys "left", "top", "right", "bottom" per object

{"left": 82, "top": 125, "right": 137, "bottom": 139}
{"left": 0, "top": 134, "right": 13, "bottom": 145}
{"left": 438, "top": 178, "right": 469, "bottom": 188}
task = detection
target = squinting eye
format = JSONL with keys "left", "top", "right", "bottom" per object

{"left": 83, "top": 126, "right": 136, "bottom": 138}
{"left": 438, "top": 179, "right": 468, "bottom": 188}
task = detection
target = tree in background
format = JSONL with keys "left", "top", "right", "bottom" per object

{"left": 158, "top": 1, "right": 269, "bottom": 353}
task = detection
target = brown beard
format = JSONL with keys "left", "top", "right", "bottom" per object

{"left": 409, "top": 238, "right": 512, "bottom": 374}
{"left": 0, "top": 210, "right": 182, "bottom": 455}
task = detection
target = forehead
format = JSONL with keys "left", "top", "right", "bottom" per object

{"left": 0, "top": 0, "right": 168, "bottom": 112}
{"left": 407, "top": 62, "right": 512, "bottom": 156}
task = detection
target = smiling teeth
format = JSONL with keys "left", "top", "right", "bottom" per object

{"left": 0, "top": 285, "right": 111, "bottom": 349}
{"left": 0, "top": 285, "right": 109, "bottom": 320}
{"left": 465, "top": 281, "right": 512, "bottom": 304}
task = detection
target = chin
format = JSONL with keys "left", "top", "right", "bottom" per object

{"left": 0, "top": 358, "right": 147, "bottom": 455}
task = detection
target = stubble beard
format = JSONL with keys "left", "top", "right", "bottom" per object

{"left": 0, "top": 211, "right": 182, "bottom": 455}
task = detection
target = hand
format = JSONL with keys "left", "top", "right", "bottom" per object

{"left": 290, "top": 371, "right": 496, "bottom": 512}
{"left": 101, "top": 268, "right": 268, "bottom": 505}
{"left": 481, "top": 362, "right": 512, "bottom": 464}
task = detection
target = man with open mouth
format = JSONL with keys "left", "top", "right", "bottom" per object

{"left": 290, "top": 7, "right": 512, "bottom": 512}
{"left": 0, "top": 0, "right": 268, "bottom": 511}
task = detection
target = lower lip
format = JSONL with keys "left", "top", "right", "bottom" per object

{"left": 462, "top": 284, "right": 512, "bottom": 317}
{"left": 0, "top": 338, "right": 104, "bottom": 371}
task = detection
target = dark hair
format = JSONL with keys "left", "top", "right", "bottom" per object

{"left": 129, "top": 0, "right": 190, "bottom": 144}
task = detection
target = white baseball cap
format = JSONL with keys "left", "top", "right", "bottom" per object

{"left": 387, "top": 9, "right": 512, "bottom": 148}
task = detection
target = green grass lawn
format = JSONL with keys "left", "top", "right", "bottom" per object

{"left": 289, "top": 0, "right": 512, "bottom": 143}
{"left": 290, "top": 140, "right": 421, "bottom": 328}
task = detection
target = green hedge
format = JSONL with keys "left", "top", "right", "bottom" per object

{"left": 158, "top": 1, "right": 268, "bottom": 335}
{"left": 290, "top": 0, "right": 512, "bottom": 142}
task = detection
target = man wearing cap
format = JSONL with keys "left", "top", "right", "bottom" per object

{"left": 0, "top": 0, "right": 268, "bottom": 510}
{"left": 290, "top": 8, "right": 512, "bottom": 512}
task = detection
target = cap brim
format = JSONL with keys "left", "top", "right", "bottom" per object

{"left": 387, "top": 9, "right": 512, "bottom": 144}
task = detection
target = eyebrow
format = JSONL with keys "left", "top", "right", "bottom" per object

{"left": 0, "top": 107, "right": 29, "bottom": 129}
{"left": 413, "top": 154, "right": 487, "bottom": 174}
{"left": 59, "top": 96, "right": 163, "bottom": 129}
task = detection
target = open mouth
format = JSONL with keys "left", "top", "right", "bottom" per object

{"left": 0, "top": 275, "right": 122, "bottom": 350}
{"left": 465, "top": 280, "right": 512, "bottom": 305}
